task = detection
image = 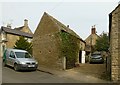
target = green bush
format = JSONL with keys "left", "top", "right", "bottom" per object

{"left": 14, "top": 36, "right": 33, "bottom": 55}
{"left": 59, "top": 31, "right": 79, "bottom": 69}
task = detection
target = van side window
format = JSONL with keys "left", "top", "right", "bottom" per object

{"left": 10, "top": 51, "right": 15, "bottom": 58}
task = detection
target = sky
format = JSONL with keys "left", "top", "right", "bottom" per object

{"left": 0, "top": 0, "right": 119, "bottom": 40}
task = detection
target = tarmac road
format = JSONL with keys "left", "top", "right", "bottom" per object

{"left": 2, "top": 65, "right": 83, "bottom": 83}
{"left": 1, "top": 58, "right": 111, "bottom": 84}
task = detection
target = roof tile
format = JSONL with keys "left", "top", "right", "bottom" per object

{"left": 1, "top": 26, "right": 33, "bottom": 38}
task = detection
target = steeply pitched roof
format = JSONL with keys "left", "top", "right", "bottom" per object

{"left": 44, "top": 12, "right": 85, "bottom": 43}
{"left": 110, "top": 4, "right": 120, "bottom": 14}
{"left": 1, "top": 26, "right": 33, "bottom": 38}
{"left": 85, "top": 33, "right": 100, "bottom": 41}
{"left": 109, "top": 4, "right": 120, "bottom": 41}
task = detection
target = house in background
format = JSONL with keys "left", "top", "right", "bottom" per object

{"left": 33, "top": 12, "right": 85, "bottom": 70}
{"left": 85, "top": 26, "right": 100, "bottom": 55}
{"left": 14, "top": 19, "right": 32, "bottom": 34}
{"left": 0, "top": 19, "right": 33, "bottom": 57}
{"left": 109, "top": 4, "right": 120, "bottom": 82}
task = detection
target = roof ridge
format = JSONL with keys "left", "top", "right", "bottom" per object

{"left": 43, "top": 12, "right": 82, "bottom": 40}
{"left": 45, "top": 12, "right": 68, "bottom": 29}
{"left": 110, "top": 4, "right": 120, "bottom": 14}
{"left": 44, "top": 12, "right": 62, "bottom": 31}
{"left": 1, "top": 26, "right": 33, "bottom": 38}
{"left": 85, "top": 33, "right": 100, "bottom": 41}
{"left": 14, "top": 26, "right": 24, "bottom": 30}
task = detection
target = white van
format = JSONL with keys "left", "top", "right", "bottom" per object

{"left": 3, "top": 49, "right": 38, "bottom": 71}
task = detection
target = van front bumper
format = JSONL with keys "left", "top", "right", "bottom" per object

{"left": 17, "top": 64, "right": 38, "bottom": 70}
{"left": 90, "top": 59, "right": 104, "bottom": 64}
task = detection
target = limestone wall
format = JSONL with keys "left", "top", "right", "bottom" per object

{"left": 20, "top": 26, "right": 33, "bottom": 34}
{"left": 6, "top": 34, "right": 19, "bottom": 48}
{"left": 110, "top": 5, "right": 120, "bottom": 82}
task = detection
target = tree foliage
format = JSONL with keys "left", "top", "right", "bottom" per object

{"left": 95, "top": 33, "right": 109, "bottom": 52}
{"left": 14, "top": 36, "right": 32, "bottom": 54}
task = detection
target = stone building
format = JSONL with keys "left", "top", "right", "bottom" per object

{"left": 14, "top": 19, "right": 32, "bottom": 34}
{"left": 0, "top": 19, "right": 33, "bottom": 57}
{"left": 85, "top": 26, "right": 100, "bottom": 53}
{"left": 109, "top": 4, "right": 120, "bottom": 82}
{"left": 33, "top": 12, "right": 85, "bottom": 70}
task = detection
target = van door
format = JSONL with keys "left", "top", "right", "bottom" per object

{"left": 8, "top": 51, "right": 16, "bottom": 67}
{"left": 5, "top": 50, "right": 10, "bottom": 65}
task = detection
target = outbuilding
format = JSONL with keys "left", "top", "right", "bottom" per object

{"left": 33, "top": 12, "right": 85, "bottom": 70}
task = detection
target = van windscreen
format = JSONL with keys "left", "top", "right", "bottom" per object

{"left": 15, "top": 52, "right": 32, "bottom": 58}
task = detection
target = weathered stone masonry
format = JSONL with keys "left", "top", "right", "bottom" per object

{"left": 0, "top": 19, "right": 33, "bottom": 57}
{"left": 109, "top": 4, "right": 120, "bottom": 82}
{"left": 33, "top": 12, "right": 85, "bottom": 70}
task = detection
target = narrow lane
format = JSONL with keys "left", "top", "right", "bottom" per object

{"left": 2, "top": 66, "right": 83, "bottom": 83}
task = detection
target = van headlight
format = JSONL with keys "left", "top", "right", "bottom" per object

{"left": 20, "top": 62, "right": 26, "bottom": 64}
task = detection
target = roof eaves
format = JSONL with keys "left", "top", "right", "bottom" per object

{"left": 1, "top": 26, "right": 33, "bottom": 38}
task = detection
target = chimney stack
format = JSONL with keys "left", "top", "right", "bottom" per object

{"left": 91, "top": 25, "right": 96, "bottom": 34}
{"left": 7, "top": 24, "right": 11, "bottom": 28}
{"left": 67, "top": 25, "right": 69, "bottom": 28}
{"left": 24, "top": 19, "right": 28, "bottom": 27}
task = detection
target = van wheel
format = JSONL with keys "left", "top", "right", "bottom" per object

{"left": 14, "top": 64, "right": 19, "bottom": 71}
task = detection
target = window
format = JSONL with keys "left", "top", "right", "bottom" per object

{"left": 10, "top": 51, "right": 15, "bottom": 58}
{"left": 15, "top": 52, "right": 32, "bottom": 58}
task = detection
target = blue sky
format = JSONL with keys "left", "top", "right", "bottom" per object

{"left": 0, "top": 0, "right": 119, "bottom": 39}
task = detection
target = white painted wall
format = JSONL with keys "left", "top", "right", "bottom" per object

{"left": 81, "top": 51, "right": 86, "bottom": 63}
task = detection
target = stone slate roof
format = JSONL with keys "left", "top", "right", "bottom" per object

{"left": 44, "top": 12, "right": 85, "bottom": 43}
{"left": 14, "top": 26, "right": 24, "bottom": 30}
{"left": 85, "top": 33, "right": 100, "bottom": 41}
{"left": 1, "top": 26, "right": 33, "bottom": 38}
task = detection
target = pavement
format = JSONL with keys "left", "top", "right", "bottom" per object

{"left": 37, "top": 66, "right": 111, "bottom": 83}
